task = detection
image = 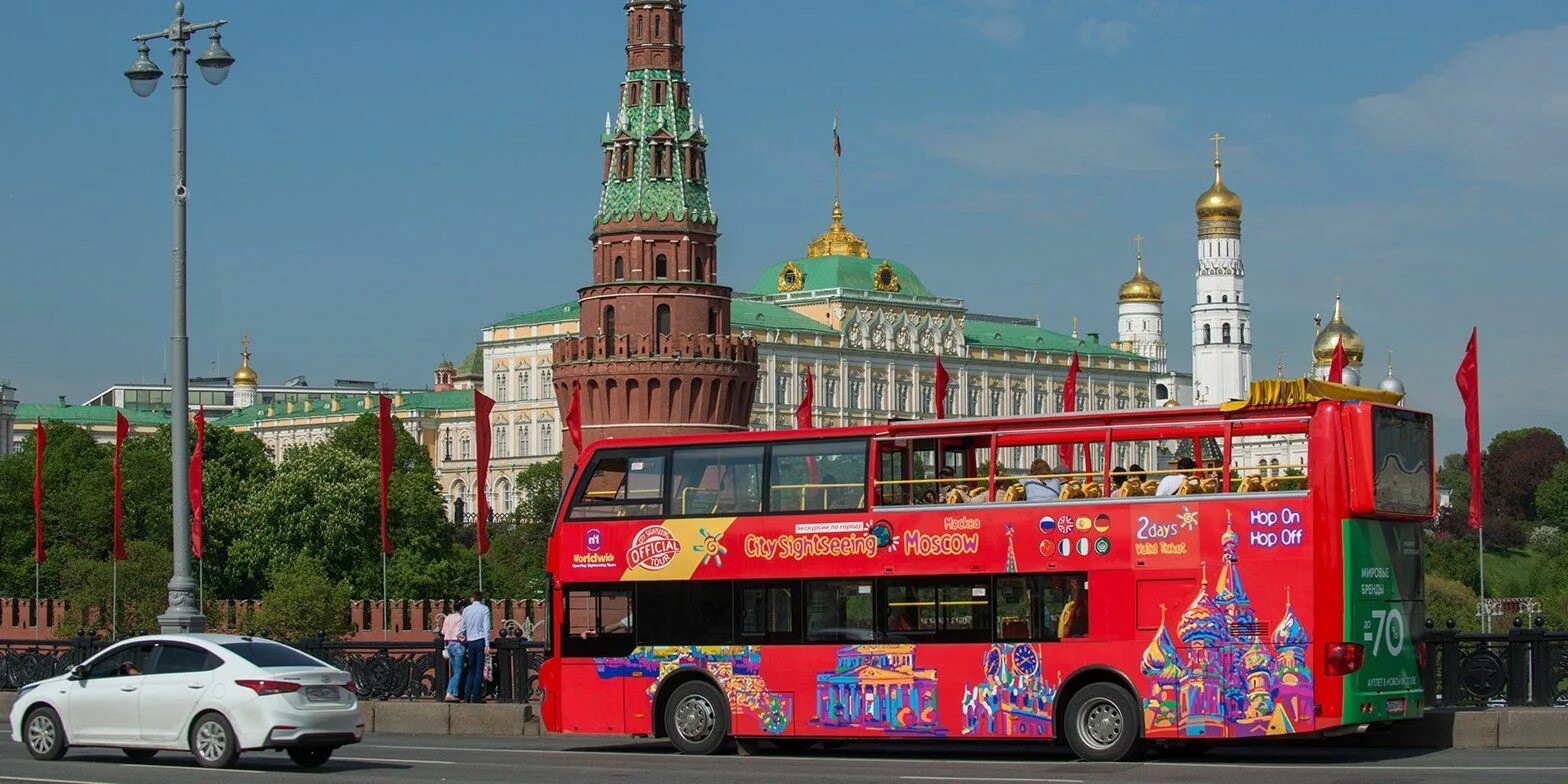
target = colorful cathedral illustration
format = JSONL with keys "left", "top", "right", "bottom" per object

{"left": 1140, "top": 515, "right": 1314, "bottom": 737}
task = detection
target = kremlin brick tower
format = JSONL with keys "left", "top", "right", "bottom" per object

{"left": 552, "top": 0, "right": 759, "bottom": 466}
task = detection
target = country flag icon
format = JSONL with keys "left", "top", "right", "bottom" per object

{"left": 1057, "top": 539, "right": 1073, "bottom": 557}
{"left": 1076, "top": 538, "right": 1090, "bottom": 556}
{"left": 1094, "top": 536, "right": 1111, "bottom": 555}
{"left": 1093, "top": 514, "right": 1111, "bottom": 533}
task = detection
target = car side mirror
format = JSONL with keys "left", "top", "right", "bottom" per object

{"left": 67, "top": 665, "right": 87, "bottom": 681}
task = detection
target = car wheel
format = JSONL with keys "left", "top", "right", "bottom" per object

{"left": 287, "top": 747, "right": 334, "bottom": 768}
{"left": 123, "top": 748, "right": 159, "bottom": 761}
{"left": 23, "top": 707, "right": 67, "bottom": 761}
{"left": 189, "top": 712, "right": 240, "bottom": 769}
{"left": 663, "top": 680, "right": 729, "bottom": 755}
{"left": 1062, "top": 682, "right": 1140, "bottom": 762}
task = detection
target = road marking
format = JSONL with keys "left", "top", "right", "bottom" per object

{"left": 1148, "top": 762, "right": 1568, "bottom": 772}
{"left": 900, "top": 777, "right": 1085, "bottom": 783}
{"left": 333, "top": 756, "right": 457, "bottom": 765}
{"left": 0, "top": 776, "right": 125, "bottom": 784}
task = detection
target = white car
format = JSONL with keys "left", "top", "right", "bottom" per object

{"left": 10, "top": 633, "right": 363, "bottom": 769}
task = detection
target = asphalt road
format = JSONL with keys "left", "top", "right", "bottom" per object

{"left": 0, "top": 733, "right": 1563, "bottom": 784}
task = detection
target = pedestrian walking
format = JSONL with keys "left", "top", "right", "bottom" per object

{"left": 441, "top": 599, "right": 466, "bottom": 702}
{"left": 459, "top": 591, "right": 492, "bottom": 703}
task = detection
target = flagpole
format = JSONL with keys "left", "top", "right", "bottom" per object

{"left": 33, "top": 562, "right": 39, "bottom": 641}
{"left": 478, "top": 553, "right": 485, "bottom": 594}
{"left": 381, "top": 551, "right": 389, "bottom": 641}
{"left": 832, "top": 108, "right": 840, "bottom": 204}
{"left": 112, "top": 560, "right": 119, "bottom": 640}
{"left": 1478, "top": 523, "right": 1488, "bottom": 633}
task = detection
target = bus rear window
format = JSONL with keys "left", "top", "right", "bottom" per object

{"left": 1372, "top": 407, "right": 1434, "bottom": 516}
{"left": 569, "top": 452, "right": 666, "bottom": 520}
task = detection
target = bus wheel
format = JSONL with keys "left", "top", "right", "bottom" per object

{"left": 664, "top": 680, "right": 730, "bottom": 755}
{"left": 1063, "top": 683, "right": 1140, "bottom": 762}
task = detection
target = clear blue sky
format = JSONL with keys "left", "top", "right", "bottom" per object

{"left": 4, "top": 1, "right": 1564, "bottom": 454}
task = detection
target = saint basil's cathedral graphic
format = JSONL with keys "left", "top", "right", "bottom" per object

{"left": 1140, "top": 515, "right": 1314, "bottom": 737}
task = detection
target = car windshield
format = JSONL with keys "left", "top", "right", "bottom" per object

{"left": 221, "top": 641, "right": 325, "bottom": 669}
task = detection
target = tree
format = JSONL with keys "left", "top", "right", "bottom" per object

{"left": 0, "top": 424, "right": 111, "bottom": 595}
{"left": 254, "top": 554, "right": 353, "bottom": 640}
{"left": 1437, "top": 451, "right": 1471, "bottom": 513}
{"left": 1425, "top": 575, "right": 1478, "bottom": 631}
{"left": 1534, "top": 461, "right": 1568, "bottom": 527}
{"left": 55, "top": 540, "right": 173, "bottom": 637}
{"left": 1425, "top": 533, "right": 1480, "bottom": 594}
{"left": 1483, "top": 428, "right": 1566, "bottom": 524}
{"left": 231, "top": 443, "right": 381, "bottom": 595}
{"left": 477, "top": 458, "right": 562, "bottom": 599}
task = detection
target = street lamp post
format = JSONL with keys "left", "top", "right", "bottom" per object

{"left": 124, "top": 1, "right": 234, "bottom": 634}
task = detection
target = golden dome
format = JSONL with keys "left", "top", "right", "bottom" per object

{"left": 1195, "top": 135, "right": 1242, "bottom": 222}
{"left": 1312, "top": 295, "right": 1365, "bottom": 365}
{"left": 806, "top": 200, "right": 869, "bottom": 258}
{"left": 232, "top": 336, "right": 259, "bottom": 386}
{"left": 1117, "top": 241, "right": 1162, "bottom": 302}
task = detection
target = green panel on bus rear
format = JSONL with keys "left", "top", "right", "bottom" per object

{"left": 1341, "top": 519, "right": 1425, "bottom": 722}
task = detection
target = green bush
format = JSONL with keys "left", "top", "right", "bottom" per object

{"left": 254, "top": 555, "right": 353, "bottom": 640}
{"left": 1426, "top": 575, "right": 1479, "bottom": 631}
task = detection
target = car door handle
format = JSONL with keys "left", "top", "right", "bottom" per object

{"left": 187, "top": 683, "right": 206, "bottom": 689}
{"left": 120, "top": 686, "right": 138, "bottom": 692}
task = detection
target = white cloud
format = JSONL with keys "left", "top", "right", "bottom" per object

{"left": 1079, "top": 18, "right": 1135, "bottom": 54}
{"left": 1353, "top": 24, "right": 1568, "bottom": 186}
{"left": 955, "top": 0, "right": 1027, "bottom": 46}
{"left": 920, "top": 104, "right": 1183, "bottom": 177}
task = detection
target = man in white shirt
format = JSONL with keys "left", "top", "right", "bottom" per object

{"left": 459, "top": 592, "right": 492, "bottom": 703}
{"left": 1155, "top": 458, "right": 1196, "bottom": 496}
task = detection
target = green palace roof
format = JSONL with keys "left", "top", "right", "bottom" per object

{"left": 749, "top": 255, "right": 935, "bottom": 298}
{"left": 214, "top": 388, "right": 476, "bottom": 428}
{"left": 730, "top": 299, "right": 838, "bottom": 334}
{"left": 491, "top": 301, "right": 581, "bottom": 328}
{"left": 964, "top": 318, "right": 1139, "bottom": 358}
{"left": 16, "top": 402, "right": 169, "bottom": 427}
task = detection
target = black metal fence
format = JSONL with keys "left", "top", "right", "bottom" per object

{"left": 1423, "top": 617, "right": 1568, "bottom": 708}
{"left": 0, "top": 630, "right": 545, "bottom": 703}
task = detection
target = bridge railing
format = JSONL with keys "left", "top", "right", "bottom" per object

{"left": 1423, "top": 617, "right": 1568, "bottom": 708}
{"left": 0, "top": 630, "right": 544, "bottom": 703}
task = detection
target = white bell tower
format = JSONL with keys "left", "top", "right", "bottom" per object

{"left": 1190, "top": 134, "right": 1252, "bottom": 405}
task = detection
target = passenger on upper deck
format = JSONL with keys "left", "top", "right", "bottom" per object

{"left": 1021, "top": 459, "right": 1063, "bottom": 501}
{"left": 1156, "top": 457, "right": 1195, "bottom": 496}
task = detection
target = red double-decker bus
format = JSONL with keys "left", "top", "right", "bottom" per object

{"left": 539, "top": 383, "right": 1432, "bottom": 761}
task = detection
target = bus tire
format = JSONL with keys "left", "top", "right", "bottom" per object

{"left": 663, "top": 680, "right": 730, "bottom": 755}
{"left": 1062, "top": 682, "right": 1140, "bottom": 762}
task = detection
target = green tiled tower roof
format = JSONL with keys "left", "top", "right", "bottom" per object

{"left": 595, "top": 68, "right": 715, "bottom": 226}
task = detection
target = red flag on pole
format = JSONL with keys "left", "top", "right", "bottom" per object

{"left": 1328, "top": 341, "right": 1347, "bottom": 384}
{"left": 934, "top": 357, "right": 950, "bottom": 419}
{"left": 795, "top": 368, "right": 815, "bottom": 429}
{"left": 33, "top": 420, "right": 44, "bottom": 565}
{"left": 189, "top": 408, "right": 206, "bottom": 560}
{"left": 113, "top": 413, "right": 128, "bottom": 561}
{"left": 566, "top": 381, "right": 583, "bottom": 452}
{"left": 377, "top": 395, "right": 394, "bottom": 555}
{"left": 474, "top": 390, "right": 495, "bottom": 556}
{"left": 1457, "top": 328, "right": 1483, "bottom": 530}
{"left": 833, "top": 113, "right": 842, "bottom": 157}
{"left": 1058, "top": 351, "right": 1080, "bottom": 470}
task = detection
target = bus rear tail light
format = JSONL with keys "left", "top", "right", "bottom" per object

{"left": 1324, "top": 642, "right": 1365, "bottom": 676}
{"left": 237, "top": 679, "right": 302, "bottom": 696}
{"left": 1415, "top": 641, "right": 1428, "bottom": 670}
